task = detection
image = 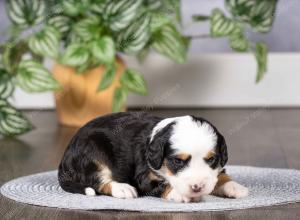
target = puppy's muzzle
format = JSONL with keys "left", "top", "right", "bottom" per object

{"left": 191, "top": 183, "right": 205, "bottom": 193}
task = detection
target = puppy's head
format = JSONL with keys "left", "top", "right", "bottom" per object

{"left": 146, "top": 116, "right": 228, "bottom": 199}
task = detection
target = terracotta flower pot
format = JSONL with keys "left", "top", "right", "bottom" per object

{"left": 53, "top": 58, "right": 125, "bottom": 127}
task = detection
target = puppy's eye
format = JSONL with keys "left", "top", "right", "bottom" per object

{"left": 205, "top": 156, "right": 216, "bottom": 164}
{"left": 172, "top": 158, "right": 185, "bottom": 166}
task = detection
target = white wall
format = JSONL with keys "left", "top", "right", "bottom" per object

{"left": 11, "top": 53, "right": 300, "bottom": 109}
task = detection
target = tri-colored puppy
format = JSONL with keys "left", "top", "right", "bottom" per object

{"left": 58, "top": 112, "right": 248, "bottom": 202}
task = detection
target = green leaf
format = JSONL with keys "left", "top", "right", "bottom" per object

{"left": 62, "top": 0, "right": 90, "bottom": 16}
{"left": 0, "top": 99, "right": 33, "bottom": 136}
{"left": 112, "top": 87, "right": 128, "bottom": 112}
{"left": 17, "top": 60, "right": 60, "bottom": 93}
{"left": 120, "top": 69, "right": 147, "bottom": 95}
{"left": 103, "top": 0, "right": 143, "bottom": 31}
{"left": 152, "top": 24, "right": 187, "bottom": 64}
{"left": 192, "top": 15, "right": 210, "bottom": 22}
{"left": 91, "top": 36, "right": 115, "bottom": 64}
{"left": 229, "top": 32, "right": 249, "bottom": 52}
{"left": 117, "top": 13, "right": 151, "bottom": 55}
{"left": 137, "top": 47, "right": 150, "bottom": 63}
{"left": 255, "top": 42, "right": 268, "bottom": 83}
{"left": 98, "top": 65, "right": 116, "bottom": 91}
{"left": 225, "top": 0, "right": 277, "bottom": 33}
{"left": 145, "top": 0, "right": 162, "bottom": 10}
{"left": 162, "top": 0, "right": 182, "bottom": 22}
{"left": 74, "top": 17, "right": 102, "bottom": 41}
{"left": 249, "top": 0, "right": 277, "bottom": 33}
{"left": 90, "top": 0, "right": 109, "bottom": 14}
{"left": 62, "top": 44, "right": 90, "bottom": 66}
{"left": 225, "top": 0, "right": 256, "bottom": 23}
{"left": 47, "top": 15, "right": 72, "bottom": 36}
{"left": 75, "top": 61, "right": 92, "bottom": 75}
{"left": 28, "top": 26, "right": 60, "bottom": 59}
{"left": 0, "top": 69, "right": 14, "bottom": 99}
{"left": 6, "top": 0, "right": 46, "bottom": 27}
{"left": 150, "top": 13, "right": 172, "bottom": 33}
{"left": 2, "top": 40, "right": 28, "bottom": 74}
{"left": 210, "top": 9, "right": 242, "bottom": 38}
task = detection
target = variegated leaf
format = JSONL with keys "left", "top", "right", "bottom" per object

{"left": 145, "top": 0, "right": 162, "bottom": 10}
{"left": 98, "top": 64, "right": 116, "bottom": 91}
{"left": 152, "top": 24, "right": 187, "bottom": 64}
{"left": 255, "top": 42, "right": 268, "bottom": 82}
{"left": 17, "top": 60, "right": 60, "bottom": 93}
{"left": 91, "top": 36, "right": 115, "bottom": 64}
{"left": 62, "top": 0, "right": 90, "bottom": 16}
{"left": 61, "top": 44, "right": 90, "bottom": 66}
{"left": 90, "top": 0, "right": 108, "bottom": 14}
{"left": 210, "top": 9, "right": 242, "bottom": 37}
{"left": 150, "top": 13, "right": 172, "bottom": 33}
{"left": 74, "top": 17, "right": 102, "bottom": 41}
{"left": 226, "top": 0, "right": 277, "bottom": 33}
{"left": 229, "top": 32, "right": 249, "bottom": 52}
{"left": 28, "top": 26, "right": 60, "bottom": 59}
{"left": 6, "top": 0, "right": 46, "bottom": 27}
{"left": 120, "top": 68, "right": 147, "bottom": 95}
{"left": 47, "top": 15, "right": 72, "bottom": 35}
{"left": 0, "top": 69, "right": 14, "bottom": 99}
{"left": 249, "top": 0, "right": 277, "bottom": 33}
{"left": 225, "top": 0, "right": 256, "bottom": 23}
{"left": 103, "top": 0, "right": 143, "bottom": 31}
{"left": 117, "top": 13, "right": 151, "bottom": 55}
{"left": 0, "top": 99, "right": 33, "bottom": 136}
{"left": 112, "top": 87, "right": 127, "bottom": 112}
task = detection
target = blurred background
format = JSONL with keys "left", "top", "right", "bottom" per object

{"left": 1, "top": 0, "right": 299, "bottom": 109}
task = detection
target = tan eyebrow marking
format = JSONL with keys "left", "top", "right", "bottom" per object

{"left": 161, "top": 184, "right": 173, "bottom": 199}
{"left": 204, "top": 150, "right": 216, "bottom": 159}
{"left": 176, "top": 153, "right": 191, "bottom": 161}
{"left": 160, "top": 160, "right": 175, "bottom": 176}
{"left": 148, "top": 171, "right": 163, "bottom": 181}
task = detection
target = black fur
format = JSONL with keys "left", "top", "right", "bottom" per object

{"left": 191, "top": 116, "right": 228, "bottom": 169}
{"left": 58, "top": 112, "right": 228, "bottom": 197}
{"left": 146, "top": 122, "right": 175, "bottom": 170}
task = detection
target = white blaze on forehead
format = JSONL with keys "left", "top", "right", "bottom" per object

{"left": 150, "top": 116, "right": 217, "bottom": 155}
{"left": 150, "top": 116, "right": 183, "bottom": 142}
{"left": 170, "top": 116, "right": 217, "bottom": 154}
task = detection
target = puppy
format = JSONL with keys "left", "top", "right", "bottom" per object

{"left": 58, "top": 112, "right": 248, "bottom": 202}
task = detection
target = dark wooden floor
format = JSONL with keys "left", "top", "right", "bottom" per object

{"left": 1, "top": 109, "right": 300, "bottom": 220}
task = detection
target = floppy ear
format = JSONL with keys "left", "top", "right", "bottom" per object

{"left": 146, "top": 123, "right": 174, "bottom": 170}
{"left": 217, "top": 133, "right": 228, "bottom": 167}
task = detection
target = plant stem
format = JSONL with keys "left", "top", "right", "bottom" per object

{"left": 185, "top": 34, "right": 211, "bottom": 39}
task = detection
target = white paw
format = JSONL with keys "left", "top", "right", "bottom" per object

{"left": 166, "top": 189, "right": 191, "bottom": 203}
{"left": 221, "top": 181, "right": 249, "bottom": 199}
{"left": 111, "top": 182, "right": 138, "bottom": 199}
{"left": 85, "top": 187, "right": 96, "bottom": 196}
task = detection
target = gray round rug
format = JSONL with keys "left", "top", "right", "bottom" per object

{"left": 1, "top": 166, "right": 300, "bottom": 212}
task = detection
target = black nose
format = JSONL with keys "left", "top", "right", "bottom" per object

{"left": 191, "top": 184, "right": 202, "bottom": 193}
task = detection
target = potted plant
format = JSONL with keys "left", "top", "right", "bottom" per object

{"left": 0, "top": 0, "right": 277, "bottom": 136}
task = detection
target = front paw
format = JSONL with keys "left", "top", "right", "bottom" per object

{"left": 218, "top": 181, "right": 249, "bottom": 199}
{"left": 111, "top": 182, "right": 138, "bottom": 199}
{"left": 165, "top": 188, "right": 191, "bottom": 203}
